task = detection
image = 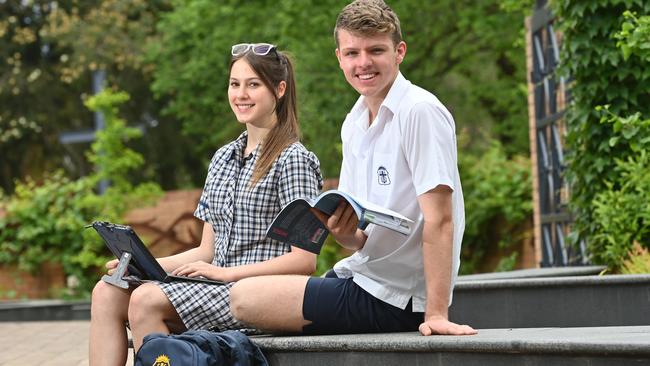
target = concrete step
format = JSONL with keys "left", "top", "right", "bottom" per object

{"left": 0, "top": 268, "right": 646, "bottom": 330}
{"left": 252, "top": 326, "right": 650, "bottom": 366}
{"left": 449, "top": 273, "right": 650, "bottom": 329}
{"left": 457, "top": 265, "right": 606, "bottom": 281}
{"left": 0, "top": 299, "right": 90, "bottom": 321}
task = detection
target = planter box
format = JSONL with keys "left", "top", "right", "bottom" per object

{"left": 0, "top": 262, "right": 66, "bottom": 300}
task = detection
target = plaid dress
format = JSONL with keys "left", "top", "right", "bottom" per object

{"left": 157, "top": 131, "right": 322, "bottom": 331}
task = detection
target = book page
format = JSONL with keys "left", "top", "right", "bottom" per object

{"left": 343, "top": 193, "right": 413, "bottom": 222}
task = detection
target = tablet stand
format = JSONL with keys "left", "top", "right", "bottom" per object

{"left": 102, "top": 252, "right": 132, "bottom": 289}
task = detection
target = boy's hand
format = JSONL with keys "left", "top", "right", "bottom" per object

{"left": 419, "top": 315, "right": 477, "bottom": 336}
{"left": 311, "top": 201, "right": 366, "bottom": 250}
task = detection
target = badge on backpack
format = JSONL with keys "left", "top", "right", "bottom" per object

{"left": 153, "top": 354, "right": 170, "bottom": 366}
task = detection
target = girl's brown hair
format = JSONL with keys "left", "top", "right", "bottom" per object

{"left": 229, "top": 48, "right": 299, "bottom": 185}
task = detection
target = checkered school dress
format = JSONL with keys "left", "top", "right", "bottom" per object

{"left": 157, "top": 131, "right": 322, "bottom": 331}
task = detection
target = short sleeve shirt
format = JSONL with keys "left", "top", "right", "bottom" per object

{"left": 334, "top": 72, "right": 465, "bottom": 312}
{"left": 195, "top": 131, "right": 323, "bottom": 267}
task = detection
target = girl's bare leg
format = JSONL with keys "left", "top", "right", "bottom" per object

{"left": 128, "top": 283, "right": 185, "bottom": 351}
{"left": 89, "top": 280, "right": 132, "bottom": 366}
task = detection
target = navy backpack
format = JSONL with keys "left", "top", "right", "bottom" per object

{"left": 135, "top": 330, "right": 268, "bottom": 366}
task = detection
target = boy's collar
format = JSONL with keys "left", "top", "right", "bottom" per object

{"left": 379, "top": 72, "right": 408, "bottom": 115}
{"left": 349, "top": 72, "right": 409, "bottom": 124}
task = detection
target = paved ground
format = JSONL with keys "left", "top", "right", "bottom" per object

{"left": 0, "top": 321, "right": 133, "bottom": 366}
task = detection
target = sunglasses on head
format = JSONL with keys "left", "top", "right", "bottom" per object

{"left": 231, "top": 43, "right": 276, "bottom": 57}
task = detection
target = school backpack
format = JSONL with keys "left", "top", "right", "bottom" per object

{"left": 135, "top": 329, "right": 268, "bottom": 366}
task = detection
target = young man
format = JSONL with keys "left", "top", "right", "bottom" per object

{"left": 230, "top": 0, "right": 476, "bottom": 336}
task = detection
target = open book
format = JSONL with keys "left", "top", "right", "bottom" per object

{"left": 266, "top": 190, "right": 413, "bottom": 254}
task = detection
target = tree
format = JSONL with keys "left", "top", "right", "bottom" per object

{"left": 0, "top": 0, "right": 204, "bottom": 193}
{"left": 0, "top": 1, "right": 85, "bottom": 192}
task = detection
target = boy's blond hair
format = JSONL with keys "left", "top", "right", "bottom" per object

{"left": 334, "top": 0, "right": 402, "bottom": 47}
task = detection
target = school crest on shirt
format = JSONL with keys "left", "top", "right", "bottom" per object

{"left": 377, "top": 166, "right": 391, "bottom": 185}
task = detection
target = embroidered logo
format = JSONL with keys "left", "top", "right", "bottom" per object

{"left": 377, "top": 166, "right": 391, "bottom": 185}
{"left": 153, "top": 354, "right": 171, "bottom": 366}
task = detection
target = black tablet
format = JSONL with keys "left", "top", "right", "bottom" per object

{"left": 91, "top": 221, "right": 224, "bottom": 285}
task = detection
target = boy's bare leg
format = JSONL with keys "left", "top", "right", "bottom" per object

{"left": 230, "top": 275, "right": 311, "bottom": 332}
{"left": 128, "top": 283, "right": 185, "bottom": 351}
{"left": 89, "top": 281, "right": 132, "bottom": 366}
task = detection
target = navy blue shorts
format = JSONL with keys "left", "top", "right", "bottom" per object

{"left": 302, "top": 270, "right": 424, "bottom": 335}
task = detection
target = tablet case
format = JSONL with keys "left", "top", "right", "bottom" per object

{"left": 90, "top": 221, "right": 224, "bottom": 287}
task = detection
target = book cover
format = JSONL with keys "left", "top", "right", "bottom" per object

{"left": 266, "top": 190, "right": 413, "bottom": 254}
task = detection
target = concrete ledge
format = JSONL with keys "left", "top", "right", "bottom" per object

{"left": 252, "top": 326, "right": 650, "bottom": 356}
{"left": 253, "top": 327, "right": 650, "bottom": 366}
{"left": 455, "top": 273, "right": 650, "bottom": 289}
{"left": 450, "top": 274, "right": 650, "bottom": 328}
{"left": 457, "top": 266, "right": 606, "bottom": 282}
{"left": 0, "top": 300, "right": 90, "bottom": 321}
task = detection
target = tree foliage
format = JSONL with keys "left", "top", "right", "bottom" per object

{"left": 459, "top": 139, "right": 532, "bottom": 274}
{"left": 615, "top": 10, "right": 650, "bottom": 62}
{"left": 589, "top": 108, "right": 650, "bottom": 270}
{"left": 0, "top": 1, "right": 82, "bottom": 192}
{"left": 0, "top": 0, "right": 204, "bottom": 193}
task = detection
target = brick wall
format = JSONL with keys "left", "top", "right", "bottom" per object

{"left": 0, "top": 263, "right": 66, "bottom": 300}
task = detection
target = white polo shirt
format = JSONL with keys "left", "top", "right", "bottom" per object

{"left": 333, "top": 72, "right": 464, "bottom": 312}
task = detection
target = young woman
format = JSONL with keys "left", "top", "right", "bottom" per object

{"left": 89, "top": 43, "right": 322, "bottom": 365}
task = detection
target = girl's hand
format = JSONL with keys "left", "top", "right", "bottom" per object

{"left": 172, "top": 261, "right": 232, "bottom": 282}
{"left": 106, "top": 259, "right": 120, "bottom": 275}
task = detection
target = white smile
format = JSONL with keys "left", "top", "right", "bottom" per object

{"left": 236, "top": 104, "right": 254, "bottom": 111}
{"left": 357, "top": 73, "right": 378, "bottom": 81}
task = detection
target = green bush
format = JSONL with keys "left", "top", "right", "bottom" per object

{"left": 0, "top": 172, "right": 98, "bottom": 296}
{"left": 459, "top": 140, "right": 533, "bottom": 274}
{"left": 315, "top": 236, "right": 349, "bottom": 277}
{"left": 615, "top": 11, "right": 650, "bottom": 62}
{"left": 554, "top": 1, "right": 650, "bottom": 267}
{"left": 0, "top": 89, "right": 162, "bottom": 298}
{"left": 590, "top": 108, "right": 650, "bottom": 270}
{"left": 621, "top": 243, "right": 650, "bottom": 274}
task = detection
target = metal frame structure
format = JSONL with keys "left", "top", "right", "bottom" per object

{"left": 529, "top": 1, "right": 586, "bottom": 266}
